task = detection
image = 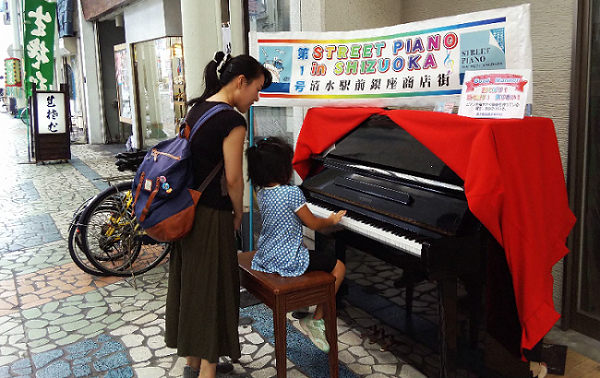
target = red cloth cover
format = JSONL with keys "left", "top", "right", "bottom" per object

{"left": 293, "top": 107, "right": 576, "bottom": 355}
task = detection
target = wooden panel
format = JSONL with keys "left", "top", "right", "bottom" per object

{"left": 36, "top": 133, "right": 71, "bottom": 161}
{"left": 80, "top": 0, "right": 138, "bottom": 20}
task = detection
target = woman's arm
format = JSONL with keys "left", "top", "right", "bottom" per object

{"left": 296, "top": 205, "right": 346, "bottom": 231}
{"left": 223, "top": 126, "right": 246, "bottom": 231}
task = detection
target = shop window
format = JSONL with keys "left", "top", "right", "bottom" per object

{"left": 132, "top": 37, "right": 186, "bottom": 148}
{"left": 249, "top": 0, "right": 296, "bottom": 167}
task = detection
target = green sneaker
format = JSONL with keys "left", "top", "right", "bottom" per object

{"left": 299, "top": 317, "right": 330, "bottom": 353}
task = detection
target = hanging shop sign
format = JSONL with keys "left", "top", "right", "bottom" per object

{"left": 250, "top": 4, "right": 532, "bottom": 108}
{"left": 23, "top": 0, "right": 57, "bottom": 97}
{"left": 4, "top": 58, "right": 22, "bottom": 87}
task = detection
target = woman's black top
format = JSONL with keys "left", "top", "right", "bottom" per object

{"left": 186, "top": 101, "right": 246, "bottom": 210}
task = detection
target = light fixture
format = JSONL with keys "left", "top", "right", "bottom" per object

{"left": 115, "top": 15, "right": 124, "bottom": 27}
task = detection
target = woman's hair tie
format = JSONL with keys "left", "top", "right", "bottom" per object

{"left": 216, "top": 54, "right": 231, "bottom": 79}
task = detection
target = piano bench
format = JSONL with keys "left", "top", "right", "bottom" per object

{"left": 238, "top": 251, "right": 339, "bottom": 378}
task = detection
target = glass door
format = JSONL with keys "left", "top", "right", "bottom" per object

{"left": 132, "top": 37, "right": 185, "bottom": 148}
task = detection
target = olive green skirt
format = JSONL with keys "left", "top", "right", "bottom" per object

{"left": 164, "top": 204, "right": 241, "bottom": 363}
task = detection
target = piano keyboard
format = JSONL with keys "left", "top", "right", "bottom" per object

{"left": 306, "top": 202, "right": 424, "bottom": 257}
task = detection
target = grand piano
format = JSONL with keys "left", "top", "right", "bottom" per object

{"left": 299, "top": 113, "right": 526, "bottom": 378}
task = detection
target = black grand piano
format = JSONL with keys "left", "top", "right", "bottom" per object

{"left": 299, "top": 114, "right": 530, "bottom": 378}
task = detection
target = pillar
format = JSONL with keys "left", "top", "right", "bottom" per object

{"left": 180, "top": 0, "right": 222, "bottom": 99}
{"left": 76, "top": 5, "right": 104, "bottom": 144}
{"left": 228, "top": 0, "right": 245, "bottom": 56}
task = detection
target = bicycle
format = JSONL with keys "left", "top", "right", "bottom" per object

{"left": 68, "top": 151, "right": 171, "bottom": 277}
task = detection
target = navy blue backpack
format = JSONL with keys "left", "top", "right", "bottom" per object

{"left": 132, "top": 103, "right": 232, "bottom": 242}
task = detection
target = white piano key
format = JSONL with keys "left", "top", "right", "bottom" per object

{"left": 307, "top": 202, "right": 423, "bottom": 257}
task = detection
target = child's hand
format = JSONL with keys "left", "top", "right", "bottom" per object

{"left": 329, "top": 210, "right": 347, "bottom": 225}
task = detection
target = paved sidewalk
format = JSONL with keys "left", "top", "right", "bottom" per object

{"left": 0, "top": 112, "right": 447, "bottom": 378}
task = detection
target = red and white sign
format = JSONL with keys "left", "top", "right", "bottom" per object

{"left": 458, "top": 69, "right": 531, "bottom": 119}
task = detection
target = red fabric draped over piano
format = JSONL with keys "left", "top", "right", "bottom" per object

{"left": 292, "top": 107, "right": 576, "bottom": 356}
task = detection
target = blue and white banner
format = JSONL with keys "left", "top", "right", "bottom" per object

{"left": 250, "top": 4, "right": 532, "bottom": 108}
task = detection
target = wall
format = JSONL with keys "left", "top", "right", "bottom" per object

{"left": 80, "top": 0, "right": 137, "bottom": 20}
{"left": 400, "top": 0, "right": 574, "bottom": 318}
{"left": 324, "top": 0, "right": 402, "bottom": 31}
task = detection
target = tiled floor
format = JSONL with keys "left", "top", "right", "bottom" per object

{"left": 1, "top": 111, "right": 598, "bottom": 378}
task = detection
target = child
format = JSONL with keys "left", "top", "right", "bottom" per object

{"left": 246, "top": 136, "right": 347, "bottom": 353}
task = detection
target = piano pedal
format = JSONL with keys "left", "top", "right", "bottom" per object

{"left": 360, "top": 325, "right": 381, "bottom": 344}
{"left": 380, "top": 335, "right": 395, "bottom": 352}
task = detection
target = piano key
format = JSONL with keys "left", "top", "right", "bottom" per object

{"left": 306, "top": 202, "right": 423, "bottom": 257}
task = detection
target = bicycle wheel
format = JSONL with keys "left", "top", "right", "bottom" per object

{"left": 78, "top": 182, "right": 171, "bottom": 276}
{"left": 68, "top": 198, "right": 110, "bottom": 276}
{"left": 19, "top": 107, "right": 29, "bottom": 125}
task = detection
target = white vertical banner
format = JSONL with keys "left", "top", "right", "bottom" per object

{"left": 250, "top": 4, "right": 532, "bottom": 108}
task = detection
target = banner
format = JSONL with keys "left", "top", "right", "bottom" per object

{"left": 250, "top": 4, "right": 532, "bottom": 108}
{"left": 23, "top": 0, "right": 56, "bottom": 96}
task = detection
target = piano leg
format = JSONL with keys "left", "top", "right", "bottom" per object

{"left": 464, "top": 272, "right": 484, "bottom": 349}
{"left": 437, "top": 277, "right": 458, "bottom": 378}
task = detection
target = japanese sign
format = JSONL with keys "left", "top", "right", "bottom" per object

{"left": 2, "top": 0, "right": 9, "bottom": 25}
{"left": 4, "top": 58, "right": 22, "bottom": 87}
{"left": 458, "top": 69, "right": 531, "bottom": 119}
{"left": 250, "top": 4, "right": 532, "bottom": 108}
{"left": 23, "top": 0, "right": 56, "bottom": 97}
{"left": 36, "top": 92, "right": 67, "bottom": 134}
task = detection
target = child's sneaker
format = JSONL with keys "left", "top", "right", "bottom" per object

{"left": 299, "top": 317, "right": 330, "bottom": 353}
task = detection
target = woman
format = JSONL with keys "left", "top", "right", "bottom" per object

{"left": 164, "top": 51, "right": 272, "bottom": 378}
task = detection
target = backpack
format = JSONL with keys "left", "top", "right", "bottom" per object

{"left": 132, "top": 103, "right": 232, "bottom": 242}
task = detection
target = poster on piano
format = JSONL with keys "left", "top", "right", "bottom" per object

{"left": 458, "top": 69, "right": 531, "bottom": 119}
{"left": 250, "top": 4, "right": 533, "bottom": 108}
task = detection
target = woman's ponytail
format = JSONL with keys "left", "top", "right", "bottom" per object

{"left": 188, "top": 52, "right": 272, "bottom": 108}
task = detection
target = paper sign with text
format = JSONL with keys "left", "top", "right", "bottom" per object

{"left": 36, "top": 92, "right": 67, "bottom": 134}
{"left": 458, "top": 69, "right": 531, "bottom": 119}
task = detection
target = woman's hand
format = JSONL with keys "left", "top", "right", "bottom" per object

{"left": 233, "top": 213, "right": 243, "bottom": 231}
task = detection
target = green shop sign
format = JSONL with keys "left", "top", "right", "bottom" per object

{"left": 23, "top": 0, "right": 56, "bottom": 97}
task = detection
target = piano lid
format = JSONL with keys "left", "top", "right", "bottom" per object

{"left": 324, "top": 114, "right": 464, "bottom": 187}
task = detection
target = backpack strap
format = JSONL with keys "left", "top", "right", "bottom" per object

{"left": 197, "top": 160, "right": 224, "bottom": 192}
{"left": 186, "top": 103, "right": 233, "bottom": 141}
{"left": 186, "top": 103, "right": 233, "bottom": 192}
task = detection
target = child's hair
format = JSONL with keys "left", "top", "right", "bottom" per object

{"left": 246, "top": 137, "right": 294, "bottom": 187}
{"left": 188, "top": 51, "right": 273, "bottom": 106}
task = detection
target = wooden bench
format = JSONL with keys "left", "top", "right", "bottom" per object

{"left": 238, "top": 251, "right": 339, "bottom": 378}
